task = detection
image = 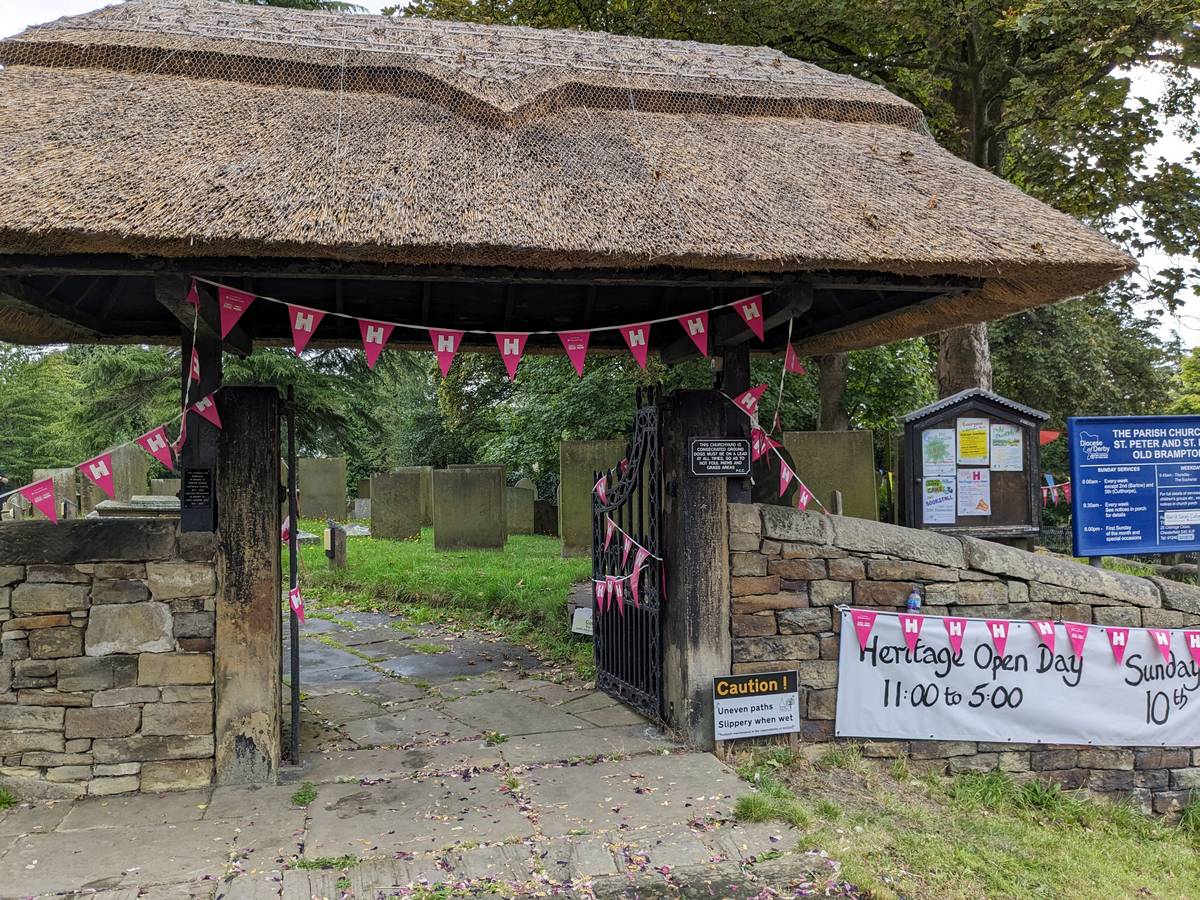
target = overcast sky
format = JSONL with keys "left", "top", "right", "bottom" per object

{"left": 3, "top": 0, "right": 1196, "bottom": 346}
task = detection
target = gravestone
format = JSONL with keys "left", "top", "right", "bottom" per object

{"left": 149, "top": 478, "right": 181, "bottom": 497}
{"left": 32, "top": 467, "right": 78, "bottom": 520}
{"left": 394, "top": 466, "right": 434, "bottom": 526}
{"left": 357, "top": 478, "right": 371, "bottom": 499}
{"left": 81, "top": 444, "right": 151, "bottom": 512}
{"left": 781, "top": 430, "right": 878, "bottom": 520}
{"left": 515, "top": 477, "right": 537, "bottom": 494}
{"left": 559, "top": 440, "right": 624, "bottom": 557}
{"left": 534, "top": 500, "right": 559, "bottom": 536}
{"left": 297, "top": 457, "right": 347, "bottom": 521}
{"left": 351, "top": 498, "right": 371, "bottom": 521}
{"left": 370, "top": 471, "right": 422, "bottom": 540}
{"left": 433, "top": 466, "right": 506, "bottom": 550}
{"left": 506, "top": 485, "right": 535, "bottom": 535}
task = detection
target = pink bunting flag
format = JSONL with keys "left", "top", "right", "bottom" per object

{"left": 734, "top": 295, "right": 765, "bottom": 340}
{"left": 288, "top": 586, "right": 306, "bottom": 624}
{"left": 613, "top": 577, "right": 625, "bottom": 616}
{"left": 604, "top": 515, "right": 617, "bottom": 551}
{"left": 779, "top": 461, "right": 794, "bottom": 497}
{"left": 1106, "top": 627, "right": 1129, "bottom": 665}
{"left": 217, "top": 286, "right": 254, "bottom": 339}
{"left": 677, "top": 312, "right": 710, "bottom": 356}
{"left": 621, "top": 534, "right": 634, "bottom": 568}
{"left": 185, "top": 280, "right": 199, "bottom": 309}
{"left": 1185, "top": 631, "right": 1200, "bottom": 666}
{"left": 558, "top": 331, "right": 590, "bottom": 377}
{"left": 986, "top": 620, "right": 1010, "bottom": 656}
{"left": 784, "top": 344, "right": 806, "bottom": 375}
{"left": 594, "top": 475, "right": 608, "bottom": 505}
{"left": 429, "top": 329, "right": 465, "bottom": 377}
{"left": 898, "top": 613, "right": 924, "bottom": 652}
{"left": 79, "top": 452, "right": 116, "bottom": 500}
{"left": 137, "top": 425, "right": 175, "bottom": 470}
{"left": 191, "top": 393, "right": 222, "bottom": 429}
{"left": 943, "top": 617, "right": 967, "bottom": 655}
{"left": 605, "top": 575, "right": 618, "bottom": 611}
{"left": 189, "top": 348, "right": 201, "bottom": 383}
{"left": 288, "top": 305, "right": 325, "bottom": 355}
{"left": 852, "top": 609, "right": 877, "bottom": 650}
{"left": 619, "top": 457, "right": 630, "bottom": 474}
{"left": 594, "top": 580, "right": 606, "bottom": 614}
{"left": 620, "top": 323, "right": 652, "bottom": 369}
{"left": 171, "top": 412, "right": 188, "bottom": 455}
{"left": 1062, "top": 482, "right": 1072, "bottom": 503}
{"left": 1031, "top": 620, "right": 1056, "bottom": 654}
{"left": 732, "top": 384, "right": 768, "bottom": 417}
{"left": 750, "top": 428, "right": 768, "bottom": 462}
{"left": 359, "top": 319, "right": 394, "bottom": 369}
{"left": 1148, "top": 628, "right": 1172, "bottom": 662}
{"left": 795, "top": 481, "right": 813, "bottom": 512}
{"left": 1065, "top": 622, "right": 1089, "bottom": 657}
{"left": 630, "top": 548, "right": 650, "bottom": 608}
{"left": 494, "top": 332, "right": 529, "bottom": 381}
{"left": 20, "top": 478, "right": 58, "bottom": 524}
{"left": 281, "top": 516, "right": 291, "bottom": 543}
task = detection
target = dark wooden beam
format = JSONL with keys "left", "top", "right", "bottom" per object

{"left": 0, "top": 276, "right": 108, "bottom": 337}
{"left": 153, "top": 274, "right": 252, "bottom": 357}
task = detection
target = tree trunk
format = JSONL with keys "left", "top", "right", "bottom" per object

{"left": 937, "top": 323, "right": 993, "bottom": 396}
{"left": 816, "top": 353, "right": 850, "bottom": 431}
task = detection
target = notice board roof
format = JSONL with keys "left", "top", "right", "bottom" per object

{"left": 901, "top": 389, "right": 1050, "bottom": 426}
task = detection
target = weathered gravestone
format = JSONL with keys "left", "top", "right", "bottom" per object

{"left": 370, "top": 471, "right": 422, "bottom": 540}
{"left": 433, "top": 466, "right": 506, "bottom": 550}
{"left": 81, "top": 443, "right": 151, "bottom": 512}
{"left": 507, "top": 484, "right": 535, "bottom": 535}
{"left": 149, "top": 477, "right": 181, "bottom": 497}
{"left": 781, "top": 430, "right": 878, "bottom": 520}
{"left": 393, "top": 466, "right": 435, "bottom": 526}
{"left": 357, "top": 478, "right": 371, "bottom": 499}
{"left": 297, "top": 457, "right": 347, "bottom": 521}
{"left": 559, "top": 440, "right": 624, "bottom": 557}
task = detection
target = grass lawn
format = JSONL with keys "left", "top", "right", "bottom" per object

{"left": 734, "top": 745, "right": 1200, "bottom": 899}
{"left": 295, "top": 523, "right": 594, "bottom": 675}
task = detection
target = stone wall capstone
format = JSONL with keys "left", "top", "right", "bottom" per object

{"left": 0, "top": 520, "right": 216, "bottom": 800}
{"left": 729, "top": 503, "right": 1200, "bottom": 817}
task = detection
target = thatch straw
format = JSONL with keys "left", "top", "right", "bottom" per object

{"left": 0, "top": 0, "right": 1133, "bottom": 350}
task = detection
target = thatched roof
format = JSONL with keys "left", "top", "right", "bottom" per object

{"left": 0, "top": 0, "right": 1133, "bottom": 351}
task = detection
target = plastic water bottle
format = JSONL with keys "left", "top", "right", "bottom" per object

{"left": 906, "top": 586, "right": 922, "bottom": 613}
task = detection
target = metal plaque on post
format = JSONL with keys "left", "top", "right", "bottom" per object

{"left": 182, "top": 468, "right": 213, "bottom": 511}
{"left": 689, "top": 438, "right": 751, "bottom": 477}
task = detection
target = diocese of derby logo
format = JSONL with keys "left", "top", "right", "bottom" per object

{"left": 1078, "top": 430, "right": 1111, "bottom": 462}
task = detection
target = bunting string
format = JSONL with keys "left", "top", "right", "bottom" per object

{"left": 601, "top": 513, "right": 664, "bottom": 563}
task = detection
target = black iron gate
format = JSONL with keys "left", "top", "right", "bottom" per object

{"left": 592, "top": 387, "right": 663, "bottom": 720}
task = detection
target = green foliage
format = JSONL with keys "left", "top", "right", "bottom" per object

{"left": 0, "top": 348, "right": 88, "bottom": 485}
{"left": 0, "top": 786, "right": 16, "bottom": 810}
{"left": 290, "top": 782, "right": 318, "bottom": 807}
{"left": 292, "top": 855, "right": 357, "bottom": 870}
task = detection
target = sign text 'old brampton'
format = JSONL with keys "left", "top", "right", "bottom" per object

{"left": 836, "top": 609, "right": 1200, "bottom": 746}
{"left": 713, "top": 671, "right": 800, "bottom": 740}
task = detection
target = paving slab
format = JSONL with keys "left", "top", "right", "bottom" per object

{"left": 451, "top": 842, "right": 533, "bottom": 881}
{"left": 206, "top": 784, "right": 302, "bottom": 822}
{"left": 302, "top": 692, "right": 387, "bottom": 725}
{"left": 500, "top": 724, "right": 673, "bottom": 766}
{"left": 442, "top": 691, "right": 592, "bottom": 736}
{"left": 699, "top": 821, "right": 793, "bottom": 862}
{"left": 352, "top": 679, "right": 429, "bottom": 706}
{"left": 429, "top": 676, "right": 507, "bottom": 699}
{"left": 338, "top": 611, "right": 397, "bottom": 629}
{"left": 287, "top": 743, "right": 504, "bottom": 785}
{"left": 573, "top": 703, "right": 651, "bottom": 727}
{"left": 0, "top": 802, "right": 71, "bottom": 837}
{"left": 303, "top": 775, "right": 533, "bottom": 858}
{"left": 542, "top": 835, "right": 622, "bottom": 880}
{"left": 523, "top": 753, "right": 742, "bottom": 837}
{"left": 57, "top": 789, "right": 211, "bottom": 832}
{"left": 518, "top": 680, "right": 591, "bottom": 706}
{"left": 343, "top": 707, "right": 478, "bottom": 747}
{"left": 558, "top": 691, "right": 625, "bottom": 714}
{"left": 613, "top": 825, "right": 714, "bottom": 870}
{"left": 290, "top": 665, "right": 384, "bottom": 695}
{"left": 337, "top": 626, "right": 413, "bottom": 647}
{"left": 295, "top": 639, "right": 367, "bottom": 672}
{"left": 374, "top": 639, "right": 539, "bottom": 683}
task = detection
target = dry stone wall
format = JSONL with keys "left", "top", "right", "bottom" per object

{"left": 0, "top": 520, "right": 216, "bottom": 799}
{"left": 728, "top": 503, "right": 1200, "bottom": 816}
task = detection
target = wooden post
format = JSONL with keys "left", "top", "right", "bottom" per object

{"left": 326, "top": 519, "right": 347, "bottom": 570}
{"left": 720, "top": 343, "right": 752, "bottom": 504}
{"left": 662, "top": 389, "right": 731, "bottom": 750}
{"left": 215, "top": 387, "right": 281, "bottom": 784}
{"left": 178, "top": 320, "right": 222, "bottom": 533}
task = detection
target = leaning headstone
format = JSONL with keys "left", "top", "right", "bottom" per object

{"left": 781, "top": 431, "right": 878, "bottom": 520}
{"left": 394, "top": 466, "right": 434, "bottom": 526}
{"left": 534, "top": 500, "right": 559, "bottom": 536}
{"left": 149, "top": 478, "right": 181, "bottom": 497}
{"left": 433, "top": 466, "right": 506, "bottom": 550}
{"left": 370, "top": 471, "right": 422, "bottom": 540}
{"left": 558, "top": 440, "right": 624, "bottom": 557}
{"left": 81, "top": 443, "right": 151, "bottom": 512}
{"left": 506, "top": 485, "right": 535, "bottom": 535}
{"left": 32, "top": 467, "right": 78, "bottom": 520}
{"left": 298, "top": 457, "right": 347, "bottom": 521}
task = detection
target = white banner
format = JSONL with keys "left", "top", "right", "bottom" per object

{"left": 835, "top": 609, "right": 1200, "bottom": 746}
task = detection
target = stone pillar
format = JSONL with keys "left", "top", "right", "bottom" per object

{"left": 214, "top": 387, "right": 280, "bottom": 784}
{"left": 661, "top": 390, "right": 731, "bottom": 750}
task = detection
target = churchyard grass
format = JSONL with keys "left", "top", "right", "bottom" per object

{"left": 734, "top": 746, "right": 1200, "bottom": 898}
{"left": 0, "top": 787, "right": 16, "bottom": 811}
{"left": 295, "top": 524, "right": 594, "bottom": 675}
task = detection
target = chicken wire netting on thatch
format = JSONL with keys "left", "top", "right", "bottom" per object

{"left": 0, "top": 0, "right": 942, "bottom": 268}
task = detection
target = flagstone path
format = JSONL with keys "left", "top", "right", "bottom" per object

{"left": 0, "top": 610, "right": 828, "bottom": 899}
